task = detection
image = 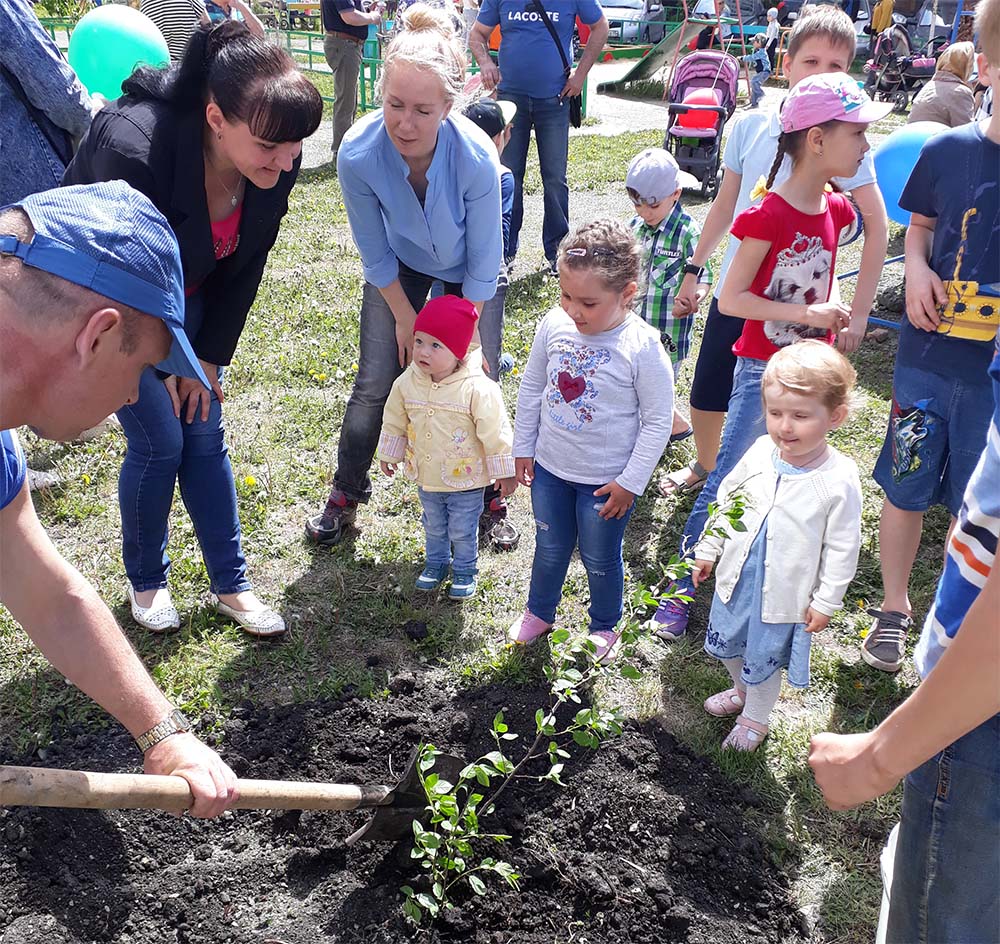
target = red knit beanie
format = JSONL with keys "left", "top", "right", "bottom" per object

{"left": 413, "top": 296, "right": 479, "bottom": 359}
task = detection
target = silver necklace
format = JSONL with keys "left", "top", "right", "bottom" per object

{"left": 207, "top": 156, "right": 243, "bottom": 208}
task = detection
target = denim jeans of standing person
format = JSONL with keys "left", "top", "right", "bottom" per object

{"left": 676, "top": 356, "right": 768, "bottom": 595}
{"left": 322, "top": 32, "right": 362, "bottom": 160}
{"left": 750, "top": 70, "right": 768, "bottom": 106}
{"left": 335, "top": 264, "right": 462, "bottom": 503}
{"left": 117, "top": 365, "right": 252, "bottom": 596}
{"left": 527, "top": 463, "right": 635, "bottom": 633}
{"left": 498, "top": 93, "right": 570, "bottom": 264}
{"left": 419, "top": 486, "right": 486, "bottom": 574}
{"left": 885, "top": 713, "right": 1000, "bottom": 943}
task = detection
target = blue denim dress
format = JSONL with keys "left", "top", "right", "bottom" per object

{"left": 703, "top": 452, "right": 813, "bottom": 688}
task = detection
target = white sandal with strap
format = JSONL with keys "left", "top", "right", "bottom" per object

{"left": 721, "top": 715, "right": 769, "bottom": 752}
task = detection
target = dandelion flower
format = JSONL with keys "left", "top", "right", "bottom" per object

{"left": 80, "top": 473, "right": 91, "bottom": 486}
{"left": 244, "top": 474, "right": 257, "bottom": 488}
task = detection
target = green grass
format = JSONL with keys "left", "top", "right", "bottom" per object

{"left": 0, "top": 115, "right": 935, "bottom": 943}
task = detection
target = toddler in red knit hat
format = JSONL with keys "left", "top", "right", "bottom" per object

{"left": 377, "top": 296, "right": 517, "bottom": 599}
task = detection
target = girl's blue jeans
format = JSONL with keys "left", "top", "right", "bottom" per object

{"left": 677, "top": 356, "right": 768, "bottom": 595}
{"left": 527, "top": 463, "right": 634, "bottom": 633}
{"left": 418, "top": 486, "right": 485, "bottom": 574}
{"left": 117, "top": 356, "right": 251, "bottom": 596}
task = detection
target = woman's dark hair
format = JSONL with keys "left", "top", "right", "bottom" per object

{"left": 122, "top": 21, "right": 322, "bottom": 142}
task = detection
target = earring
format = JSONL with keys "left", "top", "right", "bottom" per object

{"left": 218, "top": 132, "right": 223, "bottom": 140}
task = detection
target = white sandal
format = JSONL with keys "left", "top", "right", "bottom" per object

{"left": 127, "top": 585, "right": 180, "bottom": 633}
{"left": 212, "top": 594, "right": 286, "bottom": 638}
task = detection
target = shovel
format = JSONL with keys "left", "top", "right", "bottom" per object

{"left": 0, "top": 748, "right": 465, "bottom": 846}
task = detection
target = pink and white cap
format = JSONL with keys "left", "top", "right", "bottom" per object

{"left": 779, "top": 72, "right": 893, "bottom": 133}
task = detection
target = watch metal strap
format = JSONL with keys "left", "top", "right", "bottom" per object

{"left": 135, "top": 709, "right": 190, "bottom": 753}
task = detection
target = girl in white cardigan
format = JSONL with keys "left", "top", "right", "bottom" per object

{"left": 692, "top": 341, "right": 862, "bottom": 751}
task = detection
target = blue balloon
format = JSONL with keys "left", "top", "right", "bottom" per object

{"left": 873, "top": 121, "right": 948, "bottom": 226}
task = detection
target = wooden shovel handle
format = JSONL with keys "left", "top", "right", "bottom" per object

{"left": 0, "top": 765, "right": 391, "bottom": 814}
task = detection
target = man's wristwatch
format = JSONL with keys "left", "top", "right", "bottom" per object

{"left": 683, "top": 263, "right": 706, "bottom": 281}
{"left": 135, "top": 708, "right": 192, "bottom": 754}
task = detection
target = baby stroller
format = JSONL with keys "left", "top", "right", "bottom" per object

{"left": 663, "top": 50, "right": 740, "bottom": 196}
{"left": 863, "top": 23, "right": 942, "bottom": 111}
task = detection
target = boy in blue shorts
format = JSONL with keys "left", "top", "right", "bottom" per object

{"left": 626, "top": 147, "right": 712, "bottom": 442}
{"left": 862, "top": 8, "right": 1000, "bottom": 674}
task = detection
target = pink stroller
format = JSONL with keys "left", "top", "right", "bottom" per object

{"left": 663, "top": 50, "right": 741, "bottom": 196}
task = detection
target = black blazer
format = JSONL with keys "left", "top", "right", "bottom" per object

{"left": 64, "top": 97, "right": 299, "bottom": 366}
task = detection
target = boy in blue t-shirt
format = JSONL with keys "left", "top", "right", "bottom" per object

{"left": 863, "top": 37, "right": 1000, "bottom": 674}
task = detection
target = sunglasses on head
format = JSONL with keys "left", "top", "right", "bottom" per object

{"left": 626, "top": 188, "right": 665, "bottom": 208}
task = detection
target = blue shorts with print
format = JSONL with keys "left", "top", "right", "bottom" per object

{"left": 873, "top": 359, "right": 993, "bottom": 516}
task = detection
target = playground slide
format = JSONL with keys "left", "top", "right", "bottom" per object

{"left": 596, "top": 20, "right": 705, "bottom": 92}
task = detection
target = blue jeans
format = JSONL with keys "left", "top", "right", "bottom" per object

{"left": 750, "top": 71, "right": 769, "bottom": 106}
{"left": 677, "top": 356, "right": 768, "bottom": 594}
{"left": 498, "top": 93, "right": 570, "bottom": 262}
{"left": 335, "top": 265, "right": 462, "bottom": 502}
{"left": 117, "top": 366, "right": 251, "bottom": 595}
{"left": 419, "top": 487, "right": 485, "bottom": 574}
{"left": 527, "top": 463, "right": 634, "bottom": 633}
{"left": 886, "top": 713, "right": 1000, "bottom": 943}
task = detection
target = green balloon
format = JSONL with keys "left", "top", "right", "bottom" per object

{"left": 68, "top": 6, "right": 169, "bottom": 100}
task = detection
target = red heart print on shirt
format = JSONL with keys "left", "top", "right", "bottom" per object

{"left": 557, "top": 371, "right": 586, "bottom": 403}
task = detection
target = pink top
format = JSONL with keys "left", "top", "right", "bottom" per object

{"left": 185, "top": 204, "right": 243, "bottom": 297}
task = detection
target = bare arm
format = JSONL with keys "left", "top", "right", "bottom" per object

{"left": 339, "top": 2, "right": 382, "bottom": 25}
{"left": 903, "top": 211, "right": 946, "bottom": 332}
{"left": 809, "top": 560, "right": 1000, "bottom": 809}
{"left": 229, "top": 0, "right": 268, "bottom": 35}
{"left": 0, "top": 482, "right": 237, "bottom": 817}
{"left": 563, "top": 15, "right": 610, "bottom": 97}
{"left": 469, "top": 21, "right": 500, "bottom": 90}
{"left": 837, "top": 182, "right": 888, "bottom": 353}
{"left": 718, "top": 236, "right": 850, "bottom": 331}
{"left": 673, "top": 168, "right": 741, "bottom": 311}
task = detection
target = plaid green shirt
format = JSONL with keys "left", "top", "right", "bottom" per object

{"left": 631, "top": 204, "right": 713, "bottom": 364}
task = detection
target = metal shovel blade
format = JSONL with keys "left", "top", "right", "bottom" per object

{"left": 345, "top": 748, "right": 465, "bottom": 846}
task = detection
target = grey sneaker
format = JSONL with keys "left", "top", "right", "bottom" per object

{"left": 304, "top": 488, "right": 358, "bottom": 546}
{"left": 861, "top": 608, "right": 913, "bottom": 672}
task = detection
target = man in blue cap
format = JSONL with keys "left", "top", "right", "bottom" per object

{"left": 0, "top": 181, "right": 238, "bottom": 817}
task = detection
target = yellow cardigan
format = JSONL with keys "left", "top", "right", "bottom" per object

{"left": 377, "top": 353, "right": 516, "bottom": 492}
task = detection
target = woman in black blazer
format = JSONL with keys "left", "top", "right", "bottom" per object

{"left": 65, "top": 22, "right": 321, "bottom": 636}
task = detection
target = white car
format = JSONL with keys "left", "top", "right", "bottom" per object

{"left": 605, "top": 0, "right": 670, "bottom": 43}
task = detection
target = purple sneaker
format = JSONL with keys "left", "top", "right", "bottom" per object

{"left": 649, "top": 597, "right": 690, "bottom": 640}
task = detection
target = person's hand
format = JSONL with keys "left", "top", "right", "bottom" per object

{"left": 836, "top": 311, "right": 869, "bottom": 353}
{"left": 394, "top": 309, "right": 416, "bottom": 369}
{"left": 380, "top": 460, "right": 396, "bottom": 477}
{"left": 672, "top": 272, "right": 698, "bottom": 317}
{"left": 497, "top": 475, "right": 517, "bottom": 498}
{"left": 176, "top": 359, "right": 224, "bottom": 424}
{"left": 163, "top": 375, "right": 180, "bottom": 416}
{"left": 804, "top": 301, "right": 851, "bottom": 333}
{"left": 808, "top": 730, "right": 900, "bottom": 811}
{"left": 905, "top": 260, "right": 946, "bottom": 332}
{"left": 89, "top": 92, "right": 108, "bottom": 116}
{"left": 561, "top": 69, "right": 585, "bottom": 98}
{"left": 479, "top": 59, "right": 501, "bottom": 92}
{"left": 694, "top": 284, "right": 710, "bottom": 306}
{"left": 593, "top": 480, "right": 635, "bottom": 519}
{"left": 804, "top": 607, "right": 830, "bottom": 633}
{"left": 691, "top": 558, "right": 714, "bottom": 587}
{"left": 515, "top": 457, "right": 535, "bottom": 487}
{"left": 144, "top": 732, "right": 239, "bottom": 818}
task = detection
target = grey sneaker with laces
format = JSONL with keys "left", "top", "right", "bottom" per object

{"left": 861, "top": 607, "right": 913, "bottom": 672}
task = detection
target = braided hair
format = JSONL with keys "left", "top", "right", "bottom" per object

{"left": 764, "top": 121, "right": 844, "bottom": 193}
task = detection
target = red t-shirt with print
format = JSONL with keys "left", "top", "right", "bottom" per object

{"left": 730, "top": 191, "right": 855, "bottom": 361}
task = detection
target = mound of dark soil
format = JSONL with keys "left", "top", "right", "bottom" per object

{"left": 0, "top": 675, "right": 807, "bottom": 944}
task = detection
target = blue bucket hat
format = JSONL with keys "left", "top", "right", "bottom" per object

{"left": 0, "top": 182, "right": 209, "bottom": 388}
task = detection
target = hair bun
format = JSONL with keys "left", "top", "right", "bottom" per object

{"left": 401, "top": 2, "right": 455, "bottom": 35}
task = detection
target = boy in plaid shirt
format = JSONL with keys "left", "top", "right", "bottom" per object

{"left": 627, "top": 147, "right": 713, "bottom": 441}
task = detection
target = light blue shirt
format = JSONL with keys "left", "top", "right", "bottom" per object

{"left": 336, "top": 110, "right": 502, "bottom": 301}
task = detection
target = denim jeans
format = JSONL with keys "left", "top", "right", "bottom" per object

{"left": 498, "top": 93, "right": 570, "bottom": 262}
{"left": 750, "top": 71, "right": 768, "bottom": 106}
{"left": 117, "top": 365, "right": 251, "bottom": 595}
{"left": 419, "top": 486, "right": 485, "bottom": 574}
{"left": 677, "top": 356, "right": 768, "bottom": 594}
{"left": 527, "top": 463, "right": 634, "bottom": 633}
{"left": 886, "top": 713, "right": 1000, "bottom": 944}
{"left": 335, "top": 264, "right": 461, "bottom": 502}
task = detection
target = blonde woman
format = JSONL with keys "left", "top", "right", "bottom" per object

{"left": 908, "top": 41, "right": 976, "bottom": 127}
{"left": 305, "top": 3, "right": 502, "bottom": 545}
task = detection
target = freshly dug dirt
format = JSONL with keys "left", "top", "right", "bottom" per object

{"left": 0, "top": 674, "right": 807, "bottom": 944}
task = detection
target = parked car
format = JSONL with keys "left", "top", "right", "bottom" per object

{"left": 605, "top": 0, "right": 670, "bottom": 43}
